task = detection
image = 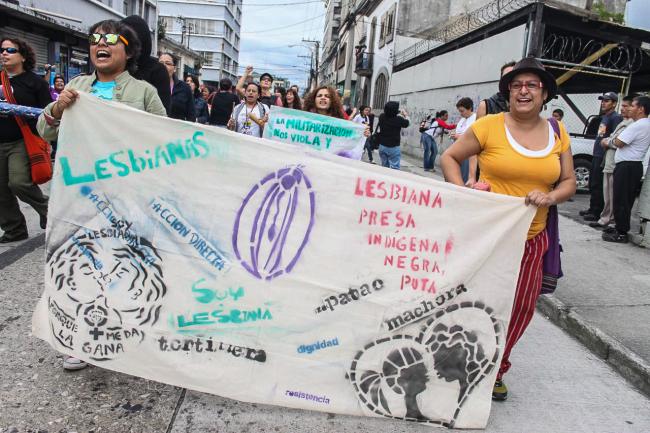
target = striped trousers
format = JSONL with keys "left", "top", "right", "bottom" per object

{"left": 498, "top": 229, "right": 549, "bottom": 379}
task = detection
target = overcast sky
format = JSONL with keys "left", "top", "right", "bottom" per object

{"left": 238, "top": 0, "right": 326, "bottom": 90}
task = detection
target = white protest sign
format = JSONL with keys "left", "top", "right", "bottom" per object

{"left": 33, "top": 93, "right": 535, "bottom": 429}
{"left": 263, "top": 106, "right": 366, "bottom": 159}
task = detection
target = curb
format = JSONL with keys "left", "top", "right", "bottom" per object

{"left": 537, "top": 294, "right": 650, "bottom": 398}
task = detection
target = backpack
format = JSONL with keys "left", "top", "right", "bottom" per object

{"left": 541, "top": 117, "right": 564, "bottom": 295}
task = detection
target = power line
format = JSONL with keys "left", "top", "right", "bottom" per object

{"left": 241, "top": 13, "right": 325, "bottom": 33}
{"left": 241, "top": 0, "right": 323, "bottom": 5}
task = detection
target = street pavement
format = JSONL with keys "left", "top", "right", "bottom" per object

{"left": 1, "top": 157, "right": 650, "bottom": 432}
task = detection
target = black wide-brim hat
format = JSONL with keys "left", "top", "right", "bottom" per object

{"left": 499, "top": 56, "right": 558, "bottom": 103}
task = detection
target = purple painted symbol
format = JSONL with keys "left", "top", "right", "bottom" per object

{"left": 233, "top": 166, "right": 315, "bottom": 280}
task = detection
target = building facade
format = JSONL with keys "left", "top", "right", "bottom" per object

{"left": 389, "top": 0, "right": 648, "bottom": 158}
{"left": 1, "top": 0, "right": 158, "bottom": 81}
{"left": 318, "top": 0, "right": 342, "bottom": 88}
{"left": 158, "top": 0, "right": 241, "bottom": 85}
{"left": 318, "top": 0, "right": 398, "bottom": 110}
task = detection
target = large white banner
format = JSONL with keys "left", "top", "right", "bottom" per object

{"left": 33, "top": 94, "right": 535, "bottom": 429}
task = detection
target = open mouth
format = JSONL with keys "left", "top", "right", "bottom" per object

{"left": 96, "top": 50, "right": 111, "bottom": 59}
{"left": 516, "top": 97, "right": 532, "bottom": 104}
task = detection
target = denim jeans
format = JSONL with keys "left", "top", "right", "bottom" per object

{"left": 460, "top": 159, "right": 469, "bottom": 183}
{"left": 379, "top": 145, "right": 401, "bottom": 170}
{"left": 364, "top": 138, "right": 374, "bottom": 162}
{"left": 421, "top": 133, "right": 437, "bottom": 170}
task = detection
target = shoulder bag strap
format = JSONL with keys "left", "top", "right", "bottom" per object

{"left": 1, "top": 70, "right": 32, "bottom": 133}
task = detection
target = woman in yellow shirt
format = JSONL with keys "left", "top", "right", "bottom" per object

{"left": 441, "top": 57, "right": 576, "bottom": 401}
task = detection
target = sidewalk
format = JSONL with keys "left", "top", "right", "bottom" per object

{"left": 398, "top": 151, "right": 650, "bottom": 397}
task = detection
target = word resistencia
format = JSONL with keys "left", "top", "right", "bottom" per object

{"left": 315, "top": 279, "right": 384, "bottom": 314}
{"left": 384, "top": 284, "right": 468, "bottom": 332}
{"left": 157, "top": 336, "right": 266, "bottom": 363}
{"left": 60, "top": 131, "right": 209, "bottom": 186}
{"left": 297, "top": 337, "right": 339, "bottom": 354}
{"left": 284, "top": 390, "right": 330, "bottom": 405}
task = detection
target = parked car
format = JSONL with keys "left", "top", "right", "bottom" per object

{"left": 569, "top": 114, "right": 601, "bottom": 193}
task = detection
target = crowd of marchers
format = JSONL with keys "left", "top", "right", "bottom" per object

{"left": 1, "top": 14, "right": 649, "bottom": 406}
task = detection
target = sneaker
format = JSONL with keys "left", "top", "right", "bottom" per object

{"left": 583, "top": 214, "right": 599, "bottom": 221}
{"left": 602, "top": 231, "right": 628, "bottom": 243}
{"left": 579, "top": 209, "right": 593, "bottom": 216}
{"left": 589, "top": 222, "right": 608, "bottom": 229}
{"left": 39, "top": 214, "right": 47, "bottom": 230}
{"left": 63, "top": 356, "right": 88, "bottom": 371}
{"left": 0, "top": 232, "right": 28, "bottom": 243}
{"left": 603, "top": 226, "right": 617, "bottom": 234}
{"left": 492, "top": 380, "right": 508, "bottom": 401}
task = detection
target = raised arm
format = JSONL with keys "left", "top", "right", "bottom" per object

{"left": 235, "top": 66, "right": 253, "bottom": 97}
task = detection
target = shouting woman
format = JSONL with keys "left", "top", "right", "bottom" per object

{"left": 441, "top": 57, "right": 576, "bottom": 401}
{"left": 37, "top": 19, "right": 167, "bottom": 371}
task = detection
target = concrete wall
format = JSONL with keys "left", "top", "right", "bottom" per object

{"left": 397, "top": 0, "right": 627, "bottom": 40}
{"left": 388, "top": 24, "right": 526, "bottom": 157}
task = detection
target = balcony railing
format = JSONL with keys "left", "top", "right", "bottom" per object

{"left": 355, "top": 52, "right": 373, "bottom": 77}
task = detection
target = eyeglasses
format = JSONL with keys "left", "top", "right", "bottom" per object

{"left": 88, "top": 33, "right": 129, "bottom": 46}
{"left": 0, "top": 47, "right": 19, "bottom": 54}
{"left": 509, "top": 80, "right": 543, "bottom": 91}
{"left": 160, "top": 61, "right": 174, "bottom": 67}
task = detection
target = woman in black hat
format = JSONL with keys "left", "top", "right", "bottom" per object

{"left": 441, "top": 57, "right": 576, "bottom": 401}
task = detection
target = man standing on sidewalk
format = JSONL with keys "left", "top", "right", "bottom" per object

{"left": 602, "top": 96, "right": 650, "bottom": 243}
{"left": 590, "top": 95, "right": 634, "bottom": 230}
{"left": 582, "top": 92, "right": 622, "bottom": 222}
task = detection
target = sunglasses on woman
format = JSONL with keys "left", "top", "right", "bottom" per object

{"left": 88, "top": 33, "right": 129, "bottom": 46}
{"left": 0, "top": 47, "right": 19, "bottom": 54}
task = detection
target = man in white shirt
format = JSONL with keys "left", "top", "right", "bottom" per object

{"left": 603, "top": 96, "right": 650, "bottom": 243}
{"left": 451, "top": 97, "right": 477, "bottom": 184}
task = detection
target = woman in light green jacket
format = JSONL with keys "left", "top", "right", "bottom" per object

{"left": 37, "top": 19, "right": 166, "bottom": 142}
{"left": 36, "top": 19, "right": 166, "bottom": 372}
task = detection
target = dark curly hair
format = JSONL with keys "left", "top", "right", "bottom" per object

{"left": 88, "top": 19, "right": 141, "bottom": 74}
{"left": 303, "top": 86, "right": 345, "bottom": 119}
{"left": 0, "top": 37, "right": 36, "bottom": 72}
{"left": 282, "top": 88, "right": 302, "bottom": 110}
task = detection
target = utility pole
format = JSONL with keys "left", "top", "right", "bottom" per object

{"left": 298, "top": 54, "right": 313, "bottom": 90}
{"left": 302, "top": 39, "right": 320, "bottom": 88}
{"left": 342, "top": 14, "right": 356, "bottom": 105}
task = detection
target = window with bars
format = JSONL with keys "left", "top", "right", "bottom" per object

{"left": 373, "top": 73, "right": 388, "bottom": 110}
{"left": 160, "top": 16, "right": 176, "bottom": 32}
{"left": 224, "top": 24, "right": 233, "bottom": 41}
{"left": 385, "top": 4, "right": 395, "bottom": 44}
{"left": 188, "top": 18, "right": 218, "bottom": 36}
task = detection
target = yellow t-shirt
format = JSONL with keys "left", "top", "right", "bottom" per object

{"left": 471, "top": 113, "right": 571, "bottom": 239}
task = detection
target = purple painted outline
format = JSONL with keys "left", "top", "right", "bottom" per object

{"left": 232, "top": 166, "right": 315, "bottom": 281}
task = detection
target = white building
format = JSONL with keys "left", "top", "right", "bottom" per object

{"left": 353, "top": 0, "right": 398, "bottom": 111}
{"left": 158, "top": 0, "right": 241, "bottom": 85}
